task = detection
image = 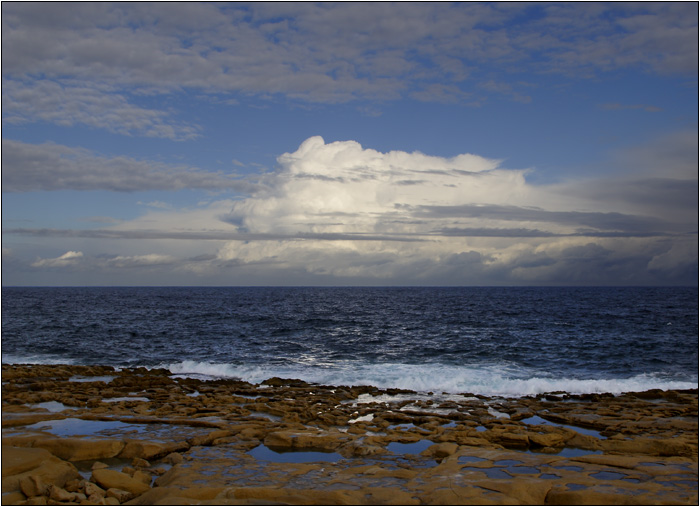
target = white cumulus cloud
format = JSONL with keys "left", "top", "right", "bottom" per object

{"left": 224, "top": 135, "right": 532, "bottom": 237}
{"left": 32, "top": 251, "right": 84, "bottom": 268}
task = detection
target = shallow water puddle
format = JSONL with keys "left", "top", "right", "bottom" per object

{"left": 556, "top": 448, "right": 603, "bottom": 458}
{"left": 348, "top": 414, "right": 374, "bottom": 424}
{"left": 461, "top": 466, "right": 511, "bottom": 479}
{"left": 493, "top": 459, "right": 521, "bottom": 466}
{"left": 399, "top": 405, "right": 456, "bottom": 416}
{"left": 103, "top": 396, "right": 150, "bottom": 403}
{"left": 22, "top": 417, "right": 211, "bottom": 442}
{"left": 521, "top": 415, "right": 603, "bottom": 439}
{"left": 508, "top": 465, "right": 541, "bottom": 475}
{"left": 32, "top": 401, "right": 70, "bottom": 412}
{"left": 487, "top": 407, "right": 510, "bottom": 419}
{"left": 248, "top": 444, "right": 344, "bottom": 463}
{"left": 458, "top": 456, "right": 487, "bottom": 464}
{"left": 658, "top": 479, "right": 699, "bottom": 488}
{"left": 491, "top": 459, "right": 541, "bottom": 476}
{"left": 528, "top": 447, "right": 603, "bottom": 458}
{"left": 387, "top": 439, "right": 434, "bottom": 455}
{"left": 591, "top": 471, "right": 627, "bottom": 481}
{"left": 247, "top": 412, "right": 282, "bottom": 422}
{"left": 25, "top": 418, "right": 143, "bottom": 437}
{"left": 387, "top": 423, "right": 415, "bottom": 430}
{"left": 69, "top": 375, "right": 115, "bottom": 383}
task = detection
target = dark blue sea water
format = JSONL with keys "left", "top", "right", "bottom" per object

{"left": 2, "top": 287, "right": 697, "bottom": 396}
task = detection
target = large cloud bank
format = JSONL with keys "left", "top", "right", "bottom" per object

{"left": 206, "top": 137, "right": 696, "bottom": 284}
{"left": 6, "top": 136, "right": 696, "bottom": 285}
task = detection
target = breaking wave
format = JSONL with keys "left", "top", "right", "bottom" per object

{"left": 161, "top": 360, "right": 698, "bottom": 397}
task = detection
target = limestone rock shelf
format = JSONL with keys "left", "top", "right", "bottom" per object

{"left": 2, "top": 364, "right": 697, "bottom": 505}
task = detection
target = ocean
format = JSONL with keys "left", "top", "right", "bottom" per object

{"left": 2, "top": 286, "right": 697, "bottom": 397}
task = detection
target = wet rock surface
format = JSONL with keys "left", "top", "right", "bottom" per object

{"left": 2, "top": 364, "right": 697, "bottom": 505}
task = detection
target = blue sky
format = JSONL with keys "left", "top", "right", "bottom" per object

{"left": 2, "top": 2, "right": 698, "bottom": 286}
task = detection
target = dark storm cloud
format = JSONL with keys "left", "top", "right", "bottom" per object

{"left": 566, "top": 177, "right": 698, "bottom": 227}
{"left": 412, "top": 204, "right": 671, "bottom": 234}
{"left": 435, "top": 227, "right": 674, "bottom": 238}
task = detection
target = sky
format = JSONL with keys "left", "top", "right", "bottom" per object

{"left": 1, "top": 1, "right": 698, "bottom": 286}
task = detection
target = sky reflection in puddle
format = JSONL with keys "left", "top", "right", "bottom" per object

{"left": 25, "top": 418, "right": 142, "bottom": 437}
{"left": 591, "top": 471, "right": 627, "bottom": 480}
{"left": 528, "top": 447, "right": 602, "bottom": 458}
{"left": 248, "top": 444, "right": 344, "bottom": 463}
{"left": 461, "top": 466, "right": 511, "bottom": 479}
{"left": 458, "top": 456, "right": 487, "bottom": 464}
{"left": 103, "top": 397, "right": 149, "bottom": 403}
{"left": 386, "top": 440, "right": 434, "bottom": 455}
{"left": 32, "top": 401, "right": 69, "bottom": 412}
{"left": 68, "top": 376, "right": 115, "bottom": 383}
{"left": 521, "top": 415, "right": 603, "bottom": 439}
{"left": 247, "top": 412, "right": 281, "bottom": 422}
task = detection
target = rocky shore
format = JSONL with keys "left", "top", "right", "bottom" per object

{"left": 2, "top": 364, "right": 697, "bottom": 505}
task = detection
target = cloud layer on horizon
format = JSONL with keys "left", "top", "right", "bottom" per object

{"left": 1, "top": 139, "right": 256, "bottom": 193}
{"left": 7, "top": 136, "right": 696, "bottom": 285}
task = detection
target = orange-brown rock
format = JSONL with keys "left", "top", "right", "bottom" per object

{"left": 421, "top": 442, "right": 458, "bottom": 459}
{"left": 485, "top": 430, "right": 529, "bottom": 449}
{"left": 263, "top": 429, "right": 346, "bottom": 452}
{"left": 18, "top": 475, "right": 48, "bottom": 498}
{"left": 2, "top": 447, "right": 80, "bottom": 495}
{"left": 224, "top": 486, "right": 362, "bottom": 505}
{"left": 32, "top": 437, "right": 125, "bottom": 461}
{"left": 2, "top": 365, "right": 698, "bottom": 506}
{"left": 90, "top": 469, "right": 150, "bottom": 497}
{"left": 478, "top": 479, "right": 552, "bottom": 505}
{"left": 601, "top": 436, "right": 697, "bottom": 457}
{"left": 118, "top": 438, "right": 189, "bottom": 460}
{"left": 83, "top": 480, "right": 106, "bottom": 498}
{"left": 106, "top": 487, "right": 135, "bottom": 503}
{"left": 47, "top": 484, "right": 76, "bottom": 502}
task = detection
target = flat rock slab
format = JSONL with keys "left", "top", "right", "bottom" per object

{"left": 2, "top": 446, "right": 54, "bottom": 477}
{"left": 2, "top": 364, "right": 698, "bottom": 505}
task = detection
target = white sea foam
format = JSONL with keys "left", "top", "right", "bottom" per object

{"left": 348, "top": 414, "right": 374, "bottom": 424}
{"left": 158, "top": 360, "right": 698, "bottom": 397}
